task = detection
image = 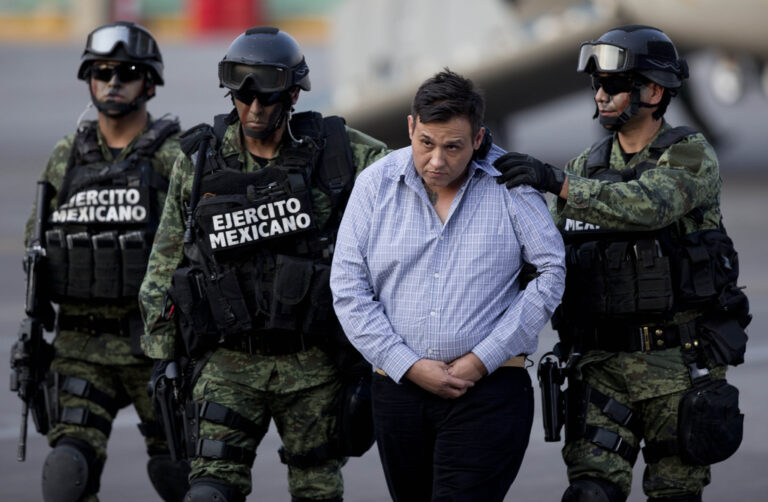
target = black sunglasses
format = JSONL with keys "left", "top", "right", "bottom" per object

{"left": 232, "top": 88, "right": 286, "bottom": 107}
{"left": 90, "top": 63, "right": 144, "bottom": 83}
{"left": 591, "top": 75, "right": 636, "bottom": 95}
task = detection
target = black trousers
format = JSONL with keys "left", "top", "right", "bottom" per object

{"left": 372, "top": 367, "right": 534, "bottom": 502}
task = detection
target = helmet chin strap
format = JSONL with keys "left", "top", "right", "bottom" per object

{"left": 594, "top": 81, "right": 657, "bottom": 132}
{"left": 89, "top": 79, "right": 154, "bottom": 118}
{"left": 240, "top": 92, "right": 294, "bottom": 140}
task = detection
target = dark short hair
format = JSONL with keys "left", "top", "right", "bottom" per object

{"left": 411, "top": 69, "right": 485, "bottom": 135}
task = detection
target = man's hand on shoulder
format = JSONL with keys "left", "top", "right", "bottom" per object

{"left": 447, "top": 353, "right": 488, "bottom": 383}
{"left": 405, "top": 359, "right": 474, "bottom": 399}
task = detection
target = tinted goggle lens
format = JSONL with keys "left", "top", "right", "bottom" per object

{"left": 232, "top": 88, "right": 285, "bottom": 106}
{"left": 91, "top": 63, "right": 144, "bottom": 83}
{"left": 578, "top": 43, "right": 628, "bottom": 72}
{"left": 591, "top": 75, "right": 635, "bottom": 95}
{"left": 87, "top": 25, "right": 157, "bottom": 58}
{"left": 220, "top": 63, "right": 288, "bottom": 93}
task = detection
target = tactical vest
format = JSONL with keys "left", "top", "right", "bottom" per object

{"left": 44, "top": 118, "right": 180, "bottom": 301}
{"left": 169, "top": 110, "right": 356, "bottom": 357}
{"left": 559, "top": 127, "right": 741, "bottom": 326}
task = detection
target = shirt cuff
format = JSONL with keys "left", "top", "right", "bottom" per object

{"left": 381, "top": 343, "right": 422, "bottom": 384}
{"left": 471, "top": 337, "right": 509, "bottom": 375}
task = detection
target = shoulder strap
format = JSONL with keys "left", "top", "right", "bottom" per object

{"left": 585, "top": 134, "right": 624, "bottom": 181}
{"left": 133, "top": 117, "right": 181, "bottom": 158}
{"left": 635, "top": 126, "right": 700, "bottom": 178}
{"left": 317, "top": 115, "right": 355, "bottom": 206}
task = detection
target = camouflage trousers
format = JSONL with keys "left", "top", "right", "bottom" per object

{"left": 562, "top": 349, "right": 723, "bottom": 499}
{"left": 46, "top": 346, "right": 167, "bottom": 501}
{"left": 190, "top": 346, "right": 343, "bottom": 500}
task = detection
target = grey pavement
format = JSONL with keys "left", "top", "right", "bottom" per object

{"left": 0, "top": 43, "right": 766, "bottom": 501}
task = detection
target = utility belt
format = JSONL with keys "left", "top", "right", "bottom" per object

{"left": 44, "top": 228, "right": 150, "bottom": 301}
{"left": 570, "top": 320, "right": 697, "bottom": 353}
{"left": 219, "top": 328, "right": 316, "bottom": 356}
{"left": 57, "top": 311, "right": 145, "bottom": 356}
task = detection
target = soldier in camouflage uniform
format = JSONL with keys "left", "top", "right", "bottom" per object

{"left": 138, "top": 27, "right": 388, "bottom": 502}
{"left": 24, "top": 22, "right": 188, "bottom": 502}
{"left": 495, "top": 26, "right": 742, "bottom": 502}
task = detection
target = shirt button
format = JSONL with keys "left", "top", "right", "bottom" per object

{"left": 434, "top": 273, "right": 440, "bottom": 278}
{"left": 428, "top": 349, "right": 434, "bottom": 355}
{"left": 430, "top": 311, "right": 436, "bottom": 317}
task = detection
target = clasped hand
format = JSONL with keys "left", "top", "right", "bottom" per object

{"left": 405, "top": 354, "right": 487, "bottom": 399}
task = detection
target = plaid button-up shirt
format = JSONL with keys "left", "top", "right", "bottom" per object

{"left": 331, "top": 145, "right": 565, "bottom": 383}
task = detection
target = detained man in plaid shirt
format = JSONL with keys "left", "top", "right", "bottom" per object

{"left": 330, "top": 70, "right": 566, "bottom": 501}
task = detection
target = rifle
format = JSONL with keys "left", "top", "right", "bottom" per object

{"left": 10, "top": 181, "right": 56, "bottom": 461}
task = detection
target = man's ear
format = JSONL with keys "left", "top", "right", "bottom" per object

{"left": 290, "top": 87, "right": 300, "bottom": 106}
{"left": 646, "top": 82, "right": 665, "bottom": 105}
{"left": 407, "top": 114, "right": 415, "bottom": 140}
{"left": 473, "top": 126, "right": 486, "bottom": 150}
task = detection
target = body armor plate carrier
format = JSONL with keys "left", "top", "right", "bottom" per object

{"left": 44, "top": 118, "right": 179, "bottom": 302}
{"left": 170, "top": 110, "right": 355, "bottom": 358}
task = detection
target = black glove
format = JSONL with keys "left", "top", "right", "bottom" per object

{"left": 494, "top": 152, "right": 566, "bottom": 195}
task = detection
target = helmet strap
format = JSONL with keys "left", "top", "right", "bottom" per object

{"left": 240, "top": 92, "right": 293, "bottom": 140}
{"left": 597, "top": 80, "right": 649, "bottom": 132}
{"left": 88, "top": 76, "right": 154, "bottom": 118}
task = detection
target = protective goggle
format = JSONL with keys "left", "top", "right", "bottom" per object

{"left": 219, "top": 62, "right": 292, "bottom": 93}
{"left": 231, "top": 88, "right": 286, "bottom": 107}
{"left": 590, "top": 75, "right": 636, "bottom": 95}
{"left": 86, "top": 24, "right": 158, "bottom": 59}
{"left": 577, "top": 43, "right": 630, "bottom": 73}
{"left": 90, "top": 62, "right": 145, "bottom": 83}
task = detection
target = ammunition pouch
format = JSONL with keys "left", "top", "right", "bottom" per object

{"left": 678, "top": 378, "right": 743, "bottom": 465}
{"left": 643, "top": 378, "right": 743, "bottom": 466}
{"left": 169, "top": 266, "right": 220, "bottom": 358}
{"left": 562, "top": 238, "right": 673, "bottom": 321}
{"left": 170, "top": 254, "right": 335, "bottom": 358}
{"left": 672, "top": 229, "right": 739, "bottom": 309}
{"left": 45, "top": 229, "right": 150, "bottom": 302}
{"left": 696, "top": 317, "right": 747, "bottom": 366}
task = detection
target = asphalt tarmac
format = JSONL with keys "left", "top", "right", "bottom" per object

{"left": 0, "top": 42, "right": 766, "bottom": 501}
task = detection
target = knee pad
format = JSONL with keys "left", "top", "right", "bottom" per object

{"left": 147, "top": 454, "right": 191, "bottom": 502}
{"left": 184, "top": 478, "right": 244, "bottom": 502}
{"left": 42, "top": 437, "right": 103, "bottom": 502}
{"left": 562, "top": 477, "right": 626, "bottom": 502}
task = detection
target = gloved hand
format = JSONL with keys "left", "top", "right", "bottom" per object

{"left": 494, "top": 152, "right": 566, "bottom": 195}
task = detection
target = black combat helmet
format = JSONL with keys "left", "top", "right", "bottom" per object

{"left": 78, "top": 21, "right": 164, "bottom": 85}
{"left": 577, "top": 25, "right": 688, "bottom": 90}
{"left": 218, "top": 26, "right": 311, "bottom": 93}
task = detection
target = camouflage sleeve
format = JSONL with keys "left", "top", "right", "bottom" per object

{"left": 554, "top": 133, "right": 720, "bottom": 230}
{"left": 345, "top": 125, "right": 391, "bottom": 175}
{"left": 150, "top": 132, "right": 181, "bottom": 216}
{"left": 24, "top": 135, "right": 75, "bottom": 246}
{"left": 138, "top": 151, "right": 192, "bottom": 360}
